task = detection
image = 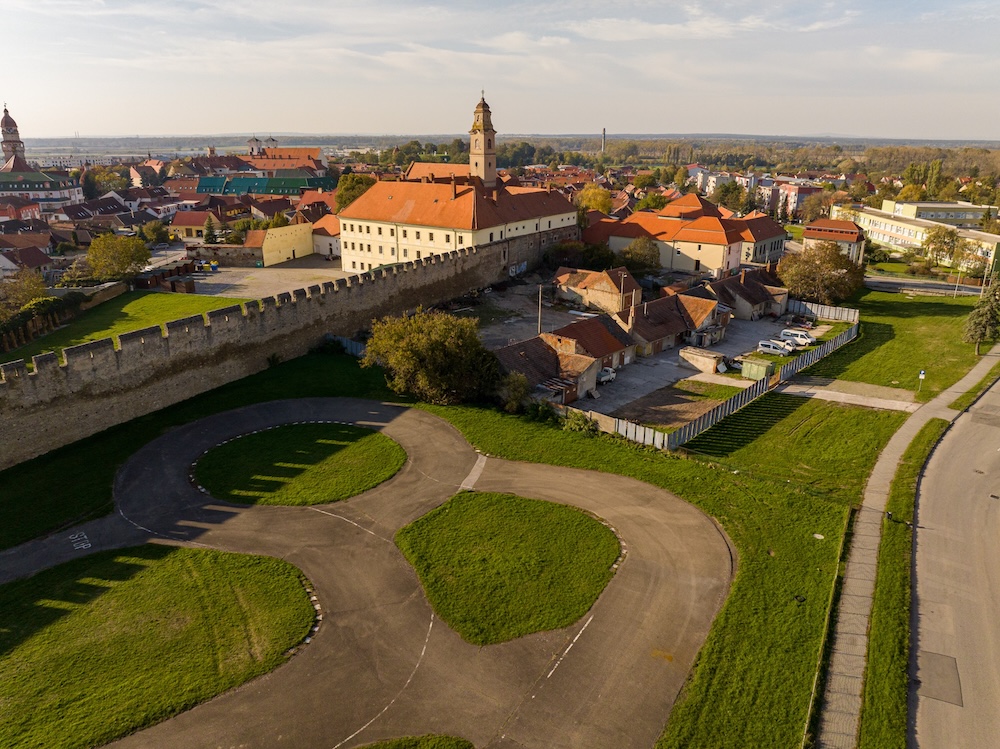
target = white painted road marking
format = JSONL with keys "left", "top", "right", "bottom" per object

{"left": 547, "top": 615, "right": 594, "bottom": 679}
{"left": 460, "top": 454, "right": 488, "bottom": 491}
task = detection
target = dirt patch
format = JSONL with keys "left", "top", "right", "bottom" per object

{"left": 611, "top": 384, "right": 727, "bottom": 431}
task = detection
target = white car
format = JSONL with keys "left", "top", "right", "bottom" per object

{"left": 779, "top": 328, "right": 816, "bottom": 347}
{"left": 597, "top": 367, "right": 616, "bottom": 384}
{"left": 757, "top": 340, "right": 790, "bottom": 356}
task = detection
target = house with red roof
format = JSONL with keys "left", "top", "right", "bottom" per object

{"left": 543, "top": 315, "right": 637, "bottom": 369}
{"left": 312, "top": 214, "right": 340, "bottom": 257}
{"left": 698, "top": 267, "right": 788, "bottom": 320}
{"left": 553, "top": 266, "right": 641, "bottom": 314}
{"left": 495, "top": 336, "right": 601, "bottom": 405}
{"left": 803, "top": 219, "right": 865, "bottom": 264}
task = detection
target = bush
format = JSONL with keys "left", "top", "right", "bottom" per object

{"left": 563, "top": 409, "right": 600, "bottom": 434}
{"left": 500, "top": 372, "right": 530, "bottom": 413}
{"left": 524, "top": 401, "right": 559, "bottom": 424}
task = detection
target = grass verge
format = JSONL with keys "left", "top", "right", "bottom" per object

{"left": 948, "top": 360, "right": 1000, "bottom": 411}
{"left": 359, "top": 737, "right": 474, "bottom": 749}
{"left": 2, "top": 290, "right": 251, "bottom": 367}
{"left": 804, "top": 290, "right": 981, "bottom": 402}
{"left": 195, "top": 423, "right": 406, "bottom": 505}
{"left": 422, "top": 395, "right": 905, "bottom": 747}
{"left": 0, "top": 352, "right": 402, "bottom": 550}
{"left": 396, "top": 491, "right": 619, "bottom": 645}
{"left": 858, "top": 417, "right": 949, "bottom": 749}
{"left": 0, "top": 545, "right": 314, "bottom": 749}
{"left": 673, "top": 379, "right": 745, "bottom": 401}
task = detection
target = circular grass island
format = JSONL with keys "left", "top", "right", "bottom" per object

{"left": 0, "top": 545, "right": 314, "bottom": 749}
{"left": 395, "top": 491, "right": 621, "bottom": 646}
{"left": 195, "top": 422, "right": 406, "bottom": 505}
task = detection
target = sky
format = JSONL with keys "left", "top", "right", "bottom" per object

{"left": 6, "top": 0, "right": 1000, "bottom": 140}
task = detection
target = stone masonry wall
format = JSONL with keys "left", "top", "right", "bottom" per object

{"left": 0, "top": 227, "right": 576, "bottom": 470}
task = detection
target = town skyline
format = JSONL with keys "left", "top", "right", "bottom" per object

{"left": 7, "top": 0, "right": 999, "bottom": 141}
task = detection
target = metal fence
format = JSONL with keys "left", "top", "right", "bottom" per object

{"left": 329, "top": 335, "right": 366, "bottom": 357}
{"left": 787, "top": 299, "right": 860, "bottom": 323}
{"left": 568, "top": 318, "right": 861, "bottom": 452}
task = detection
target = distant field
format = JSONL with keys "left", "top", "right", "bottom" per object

{"left": 2, "top": 291, "right": 251, "bottom": 367}
{"left": 805, "top": 290, "right": 981, "bottom": 402}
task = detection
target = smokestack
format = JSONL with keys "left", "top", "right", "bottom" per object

{"left": 602, "top": 128, "right": 606, "bottom": 153}
{"left": 451, "top": 174, "right": 456, "bottom": 200}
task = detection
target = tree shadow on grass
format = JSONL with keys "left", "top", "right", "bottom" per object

{"left": 800, "top": 321, "right": 895, "bottom": 380}
{"left": 684, "top": 392, "right": 808, "bottom": 459}
{"left": 0, "top": 543, "right": 174, "bottom": 658}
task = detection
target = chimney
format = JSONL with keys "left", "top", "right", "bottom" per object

{"left": 740, "top": 269, "right": 746, "bottom": 284}
{"left": 451, "top": 174, "right": 456, "bottom": 200}
{"left": 628, "top": 304, "right": 635, "bottom": 332}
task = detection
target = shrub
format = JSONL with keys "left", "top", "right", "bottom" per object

{"left": 563, "top": 409, "right": 600, "bottom": 434}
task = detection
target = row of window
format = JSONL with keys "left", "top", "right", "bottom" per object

{"left": 347, "top": 242, "right": 423, "bottom": 260}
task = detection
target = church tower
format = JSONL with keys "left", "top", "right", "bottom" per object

{"left": 469, "top": 94, "right": 496, "bottom": 189}
{"left": 1, "top": 106, "right": 25, "bottom": 161}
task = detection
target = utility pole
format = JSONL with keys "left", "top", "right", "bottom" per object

{"left": 954, "top": 268, "right": 963, "bottom": 298}
{"left": 537, "top": 284, "right": 543, "bottom": 335}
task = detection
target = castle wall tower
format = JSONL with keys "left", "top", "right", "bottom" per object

{"left": 469, "top": 94, "right": 497, "bottom": 189}
{"left": 1, "top": 107, "right": 26, "bottom": 161}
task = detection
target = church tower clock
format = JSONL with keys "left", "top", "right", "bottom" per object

{"left": 469, "top": 94, "right": 497, "bottom": 189}
{"left": 1, "top": 106, "right": 25, "bottom": 161}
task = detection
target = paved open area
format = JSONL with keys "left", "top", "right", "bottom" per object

{"left": 190, "top": 255, "right": 355, "bottom": 299}
{"left": 1, "top": 399, "right": 733, "bottom": 749}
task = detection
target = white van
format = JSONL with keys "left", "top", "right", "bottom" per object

{"left": 757, "top": 340, "right": 790, "bottom": 356}
{"left": 780, "top": 328, "right": 816, "bottom": 346}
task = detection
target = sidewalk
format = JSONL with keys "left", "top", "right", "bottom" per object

{"left": 814, "top": 343, "right": 1000, "bottom": 748}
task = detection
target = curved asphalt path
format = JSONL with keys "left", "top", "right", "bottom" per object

{"left": 2, "top": 399, "right": 733, "bottom": 749}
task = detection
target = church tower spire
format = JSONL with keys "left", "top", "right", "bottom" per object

{"left": 1, "top": 106, "right": 25, "bottom": 161}
{"left": 469, "top": 93, "right": 496, "bottom": 189}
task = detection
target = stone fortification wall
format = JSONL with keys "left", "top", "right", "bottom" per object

{"left": 0, "top": 237, "right": 557, "bottom": 470}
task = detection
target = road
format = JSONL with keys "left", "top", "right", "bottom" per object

{"left": 913, "top": 383, "right": 1000, "bottom": 747}
{"left": 865, "top": 275, "right": 981, "bottom": 296}
{"left": 1, "top": 399, "right": 733, "bottom": 749}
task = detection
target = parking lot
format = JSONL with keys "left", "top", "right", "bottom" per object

{"left": 188, "top": 256, "right": 354, "bottom": 299}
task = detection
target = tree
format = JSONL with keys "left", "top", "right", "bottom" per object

{"left": 361, "top": 309, "right": 500, "bottom": 405}
{"left": 575, "top": 183, "right": 612, "bottom": 215}
{"left": 269, "top": 211, "right": 289, "bottom": 228}
{"left": 963, "top": 292, "right": 1000, "bottom": 355}
{"left": 896, "top": 184, "right": 926, "bottom": 201}
{"left": 203, "top": 216, "right": 217, "bottom": 244}
{"left": 0, "top": 268, "right": 46, "bottom": 323}
{"left": 922, "top": 225, "right": 962, "bottom": 263}
{"left": 633, "top": 174, "right": 656, "bottom": 190}
{"left": 673, "top": 166, "right": 689, "bottom": 188}
{"left": 710, "top": 181, "right": 746, "bottom": 212}
{"left": 777, "top": 241, "right": 864, "bottom": 304}
{"left": 140, "top": 220, "right": 169, "bottom": 245}
{"left": 635, "top": 193, "right": 667, "bottom": 211}
{"left": 619, "top": 236, "right": 660, "bottom": 271}
{"left": 86, "top": 234, "right": 150, "bottom": 280}
{"left": 335, "top": 174, "right": 377, "bottom": 212}
{"left": 801, "top": 192, "right": 827, "bottom": 222}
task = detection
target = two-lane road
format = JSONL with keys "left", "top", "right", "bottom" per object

{"left": 914, "top": 384, "right": 1000, "bottom": 747}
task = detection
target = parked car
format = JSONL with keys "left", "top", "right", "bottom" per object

{"left": 779, "top": 328, "right": 816, "bottom": 346}
{"left": 769, "top": 338, "right": 797, "bottom": 352}
{"left": 757, "top": 340, "right": 790, "bottom": 356}
{"left": 597, "top": 367, "right": 616, "bottom": 384}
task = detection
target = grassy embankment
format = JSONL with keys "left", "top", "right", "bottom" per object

{"left": 1, "top": 290, "right": 250, "bottom": 367}
{"left": 195, "top": 423, "right": 406, "bottom": 505}
{"left": 396, "top": 491, "right": 620, "bottom": 645}
{"left": 858, "top": 418, "right": 949, "bottom": 749}
{"left": 948, "top": 360, "right": 1000, "bottom": 411}
{"left": 0, "top": 546, "right": 314, "bottom": 749}
{"left": 805, "top": 289, "right": 980, "bottom": 402}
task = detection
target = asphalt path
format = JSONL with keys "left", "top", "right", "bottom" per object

{"left": 913, "top": 384, "right": 1000, "bottom": 748}
{"left": 2, "top": 399, "right": 733, "bottom": 749}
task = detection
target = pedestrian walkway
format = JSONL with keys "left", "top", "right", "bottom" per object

{"left": 814, "top": 343, "right": 1000, "bottom": 749}
{"left": 776, "top": 382, "right": 920, "bottom": 413}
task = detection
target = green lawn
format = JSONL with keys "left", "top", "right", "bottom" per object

{"left": 858, "top": 418, "right": 949, "bottom": 749}
{"left": 0, "top": 352, "right": 402, "bottom": 551}
{"left": 785, "top": 224, "right": 804, "bottom": 241}
{"left": 396, "top": 491, "right": 619, "bottom": 645}
{"left": 0, "top": 545, "right": 314, "bottom": 749}
{"left": 2, "top": 290, "right": 251, "bottom": 367}
{"left": 949, "top": 359, "right": 1000, "bottom": 411}
{"left": 422, "top": 395, "right": 905, "bottom": 748}
{"left": 195, "top": 423, "right": 406, "bottom": 505}
{"left": 804, "top": 290, "right": 982, "bottom": 402}
{"left": 359, "top": 738, "right": 474, "bottom": 749}
{"left": 869, "top": 262, "right": 911, "bottom": 277}
{"left": 672, "top": 379, "right": 744, "bottom": 401}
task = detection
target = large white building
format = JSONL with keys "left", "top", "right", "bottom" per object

{"left": 338, "top": 97, "right": 577, "bottom": 274}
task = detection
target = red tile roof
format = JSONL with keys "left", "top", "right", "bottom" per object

{"left": 312, "top": 214, "right": 340, "bottom": 237}
{"left": 553, "top": 265, "right": 642, "bottom": 297}
{"left": 546, "top": 315, "right": 636, "bottom": 359}
{"left": 803, "top": 219, "right": 863, "bottom": 243}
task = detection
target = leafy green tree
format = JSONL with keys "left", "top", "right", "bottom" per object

{"left": 86, "top": 234, "right": 150, "bottom": 280}
{"left": 269, "top": 211, "right": 290, "bottom": 228}
{"left": 922, "top": 225, "right": 962, "bottom": 263}
{"left": 0, "top": 268, "right": 47, "bottom": 323}
{"left": 575, "top": 183, "right": 613, "bottom": 215}
{"left": 896, "top": 184, "right": 926, "bottom": 201}
{"left": 619, "top": 236, "right": 660, "bottom": 271}
{"left": 778, "top": 241, "right": 864, "bottom": 304}
{"left": 336, "top": 174, "right": 377, "bottom": 212}
{"left": 673, "top": 166, "right": 689, "bottom": 188}
{"left": 801, "top": 192, "right": 827, "bottom": 222}
{"left": 203, "top": 216, "right": 217, "bottom": 245}
{"left": 633, "top": 174, "right": 656, "bottom": 190}
{"left": 140, "top": 221, "right": 169, "bottom": 245}
{"left": 963, "top": 290, "right": 1000, "bottom": 354}
{"left": 635, "top": 193, "right": 667, "bottom": 211}
{"left": 361, "top": 309, "right": 500, "bottom": 405}
{"left": 710, "top": 181, "right": 746, "bottom": 212}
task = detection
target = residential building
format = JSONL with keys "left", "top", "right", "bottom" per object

{"left": 553, "top": 266, "right": 642, "bottom": 314}
{"left": 611, "top": 292, "right": 728, "bottom": 354}
{"left": 544, "top": 315, "right": 637, "bottom": 369}
{"left": 802, "top": 219, "right": 865, "bottom": 264}
{"left": 695, "top": 267, "right": 788, "bottom": 320}
{"left": 0, "top": 196, "right": 41, "bottom": 222}
{"left": 881, "top": 200, "right": 998, "bottom": 229}
{"left": 496, "top": 336, "right": 601, "bottom": 404}
{"left": 312, "top": 214, "right": 341, "bottom": 257}
{"left": 338, "top": 98, "right": 577, "bottom": 274}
